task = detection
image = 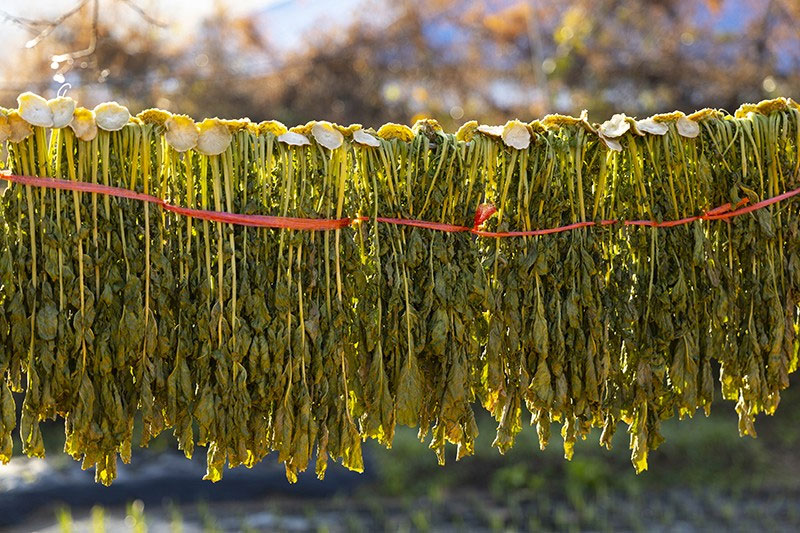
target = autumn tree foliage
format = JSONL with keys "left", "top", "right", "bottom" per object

{"left": 1, "top": 0, "right": 798, "bottom": 126}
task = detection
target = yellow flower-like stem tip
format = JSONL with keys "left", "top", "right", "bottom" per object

{"left": 0, "top": 113, "right": 11, "bottom": 143}
{"left": 476, "top": 124, "right": 503, "bottom": 137}
{"left": 196, "top": 118, "right": 232, "bottom": 155}
{"left": 7, "top": 111, "right": 33, "bottom": 142}
{"left": 412, "top": 118, "right": 443, "bottom": 137}
{"left": 94, "top": 102, "right": 131, "bottom": 131}
{"left": 649, "top": 111, "right": 685, "bottom": 122}
{"left": 48, "top": 97, "right": 76, "bottom": 129}
{"left": 376, "top": 123, "right": 414, "bottom": 142}
{"left": 598, "top": 114, "right": 630, "bottom": 138}
{"left": 311, "top": 121, "right": 344, "bottom": 150}
{"left": 69, "top": 107, "right": 98, "bottom": 141}
{"left": 137, "top": 108, "right": 172, "bottom": 126}
{"left": 540, "top": 114, "right": 582, "bottom": 129}
{"left": 258, "top": 120, "right": 288, "bottom": 137}
{"left": 736, "top": 98, "right": 791, "bottom": 118}
{"left": 598, "top": 133, "right": 623, "bottom": 152}
{"left": 687, "top": 108, "right": 723, "bottom": 122}
{"left": 277, "top": 131, "right": 311, "bottom": 146}
{"left": 501, "top": 120, "right": 531, "bottom": 149}
{"left": 636, "top": 117, "right": 669, "bottom": 135}
{"left": 336, "top": 124, "right": 363, "bottom": 136}
{"left": 165, "top": 115, "right": 199, "bottom": 152}
{"left": 221, "top": 119, "right": 252, "bottom": 133}
{"left": 18, "top": 92, "right": 53, "bottom": 127}
{"left": 676, "top": 117, "right": 700, "bottom": 138}
{"left": 289, "top": 121, "right": 314, "bottom": 136}
{"left": 352, "top": 129, "right": 381, "bottom": 147}
{"left": 456, "top": 120, "right": 478, "bottom": 142}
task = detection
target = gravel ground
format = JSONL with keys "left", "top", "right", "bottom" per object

{"left": 3, "top": 449, "right": 800, "bottom": 532}
{"left": 4, "top": 379, "right": 800, "bottom": 532}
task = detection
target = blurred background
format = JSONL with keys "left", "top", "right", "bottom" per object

{"left": 1, "top": 0, "right": 799, "bottom": 126}
{"left": 1, "top": 1, "right": 800, "bottom": 531}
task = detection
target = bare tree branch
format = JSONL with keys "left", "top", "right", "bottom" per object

{"left": 2, "top": 0, "right": 169, "bottom": 77}
{"left": 0, "top": 9, "right": 56, "bottom": 34}
{"left": 120, "top": 0, "right": 167, "bottom": 28}
{"left": 51, "top": 0, "right": 99, "bottom": 64}
{"left": 23, "top": 0, "right": 90, "bottom": 50}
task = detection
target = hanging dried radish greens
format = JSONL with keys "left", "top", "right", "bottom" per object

{"left": 0, "top": 95, "right": 798, "bottom": 484}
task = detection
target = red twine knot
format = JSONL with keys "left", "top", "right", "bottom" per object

{"left": 473, "top": 203, "right": 497, "bottom": 229}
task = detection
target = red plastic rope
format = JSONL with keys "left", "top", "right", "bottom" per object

{"left": 0, "top": 174, "right": 351, "bottom": 230}
{"left": 2, "top": 173, "right": 799, "bottom": 236}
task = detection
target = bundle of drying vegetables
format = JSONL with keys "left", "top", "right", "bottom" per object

{"left": 0, "top": 93, "right": 798, "bottom": 485}
{"left": 353, "top": 120, "right": 489, "bottom": 464}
